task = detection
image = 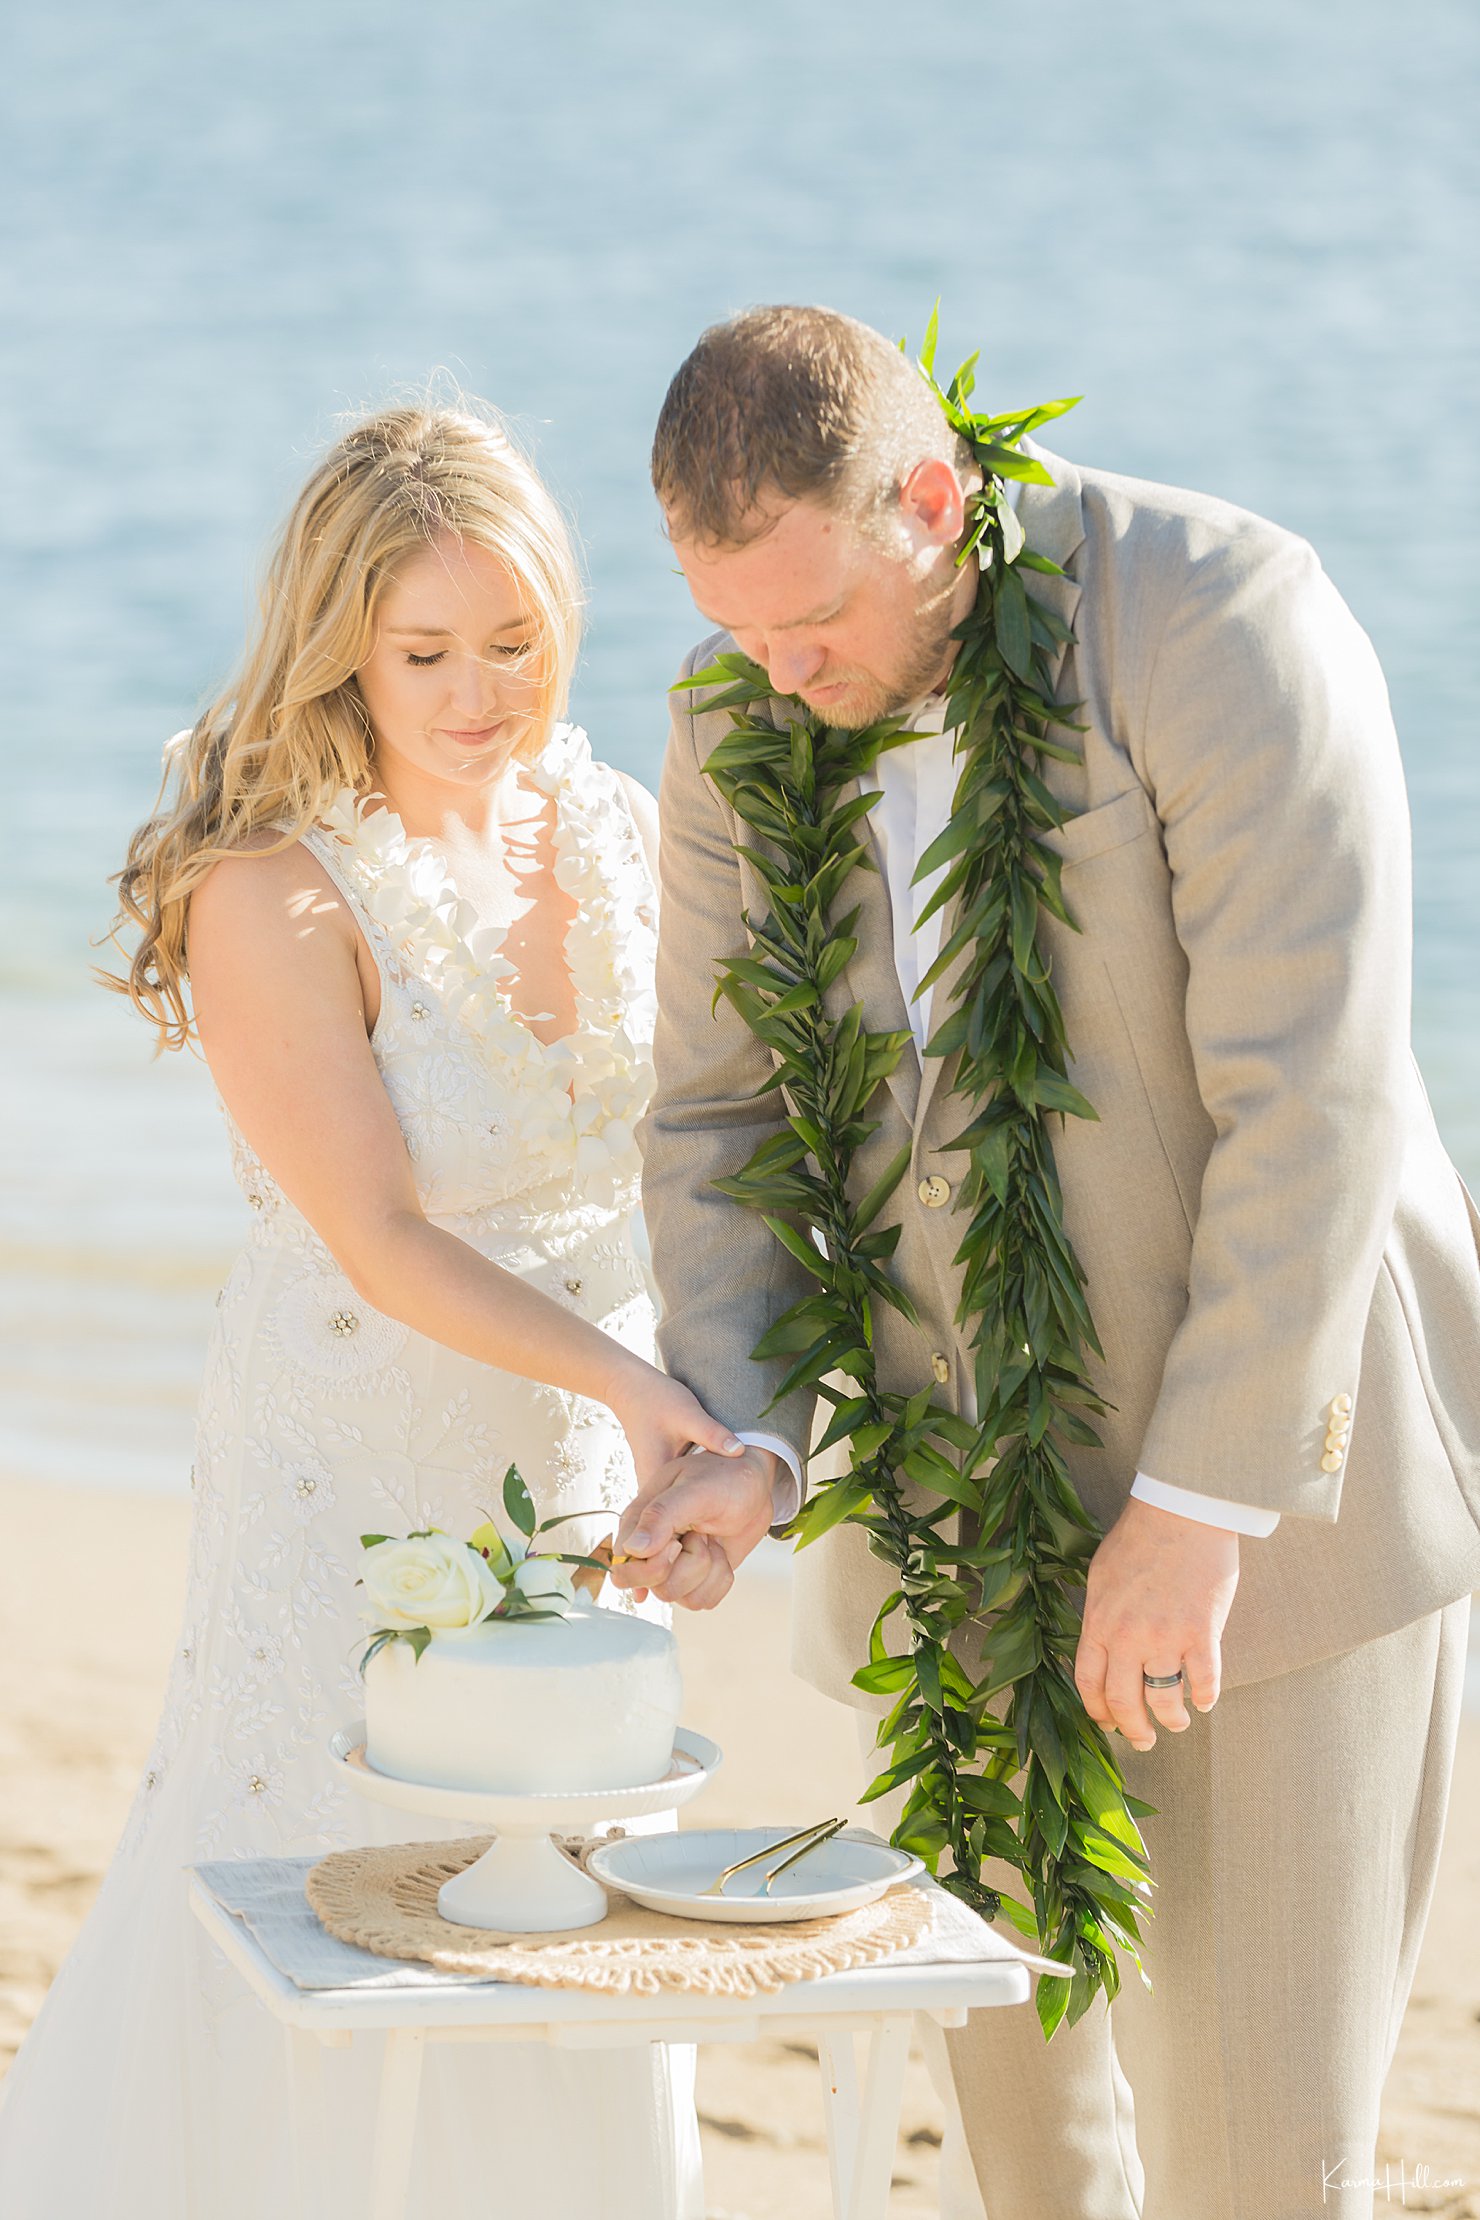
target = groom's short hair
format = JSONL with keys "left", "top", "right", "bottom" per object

{"left": 652, "top": 305, "right": 969, "bottom": 548}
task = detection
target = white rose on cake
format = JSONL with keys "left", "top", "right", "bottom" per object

{"left": 510, "top": 1553, "right": 577, "bottom": 1608}
{"left": 360, "top": 1533, "right": 503, "bottom": 1632}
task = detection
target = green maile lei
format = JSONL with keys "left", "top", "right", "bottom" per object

{"left": 676, "top": 313, "right": 1155, "bottom": 2036}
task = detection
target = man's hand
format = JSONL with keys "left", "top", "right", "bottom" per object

{"left": 1073, "top": 1497, "right": 1241, "bottom": 1750}
{"left": 607, "top": 1445, "right": 780, "bottom": 1612}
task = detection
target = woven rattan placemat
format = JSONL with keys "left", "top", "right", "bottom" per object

{"left": 305, "top": 1835, "right": 931, "bottom": 1997}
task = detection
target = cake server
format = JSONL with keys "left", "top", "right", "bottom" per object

{"left": 698, "top": 1817, "right": 844, "bottom": 1899}
{"left": 758, "top": 1816, "right": 848, "bottom": 1895}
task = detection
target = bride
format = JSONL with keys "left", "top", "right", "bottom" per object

{"left": 0, "top": 401, "right": 741, "bottom": 2217}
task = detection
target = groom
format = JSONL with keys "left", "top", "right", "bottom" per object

{"left": 614, "top": 306, "right": 1480, "bottom": 2217}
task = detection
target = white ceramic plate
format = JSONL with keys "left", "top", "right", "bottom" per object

{"left": 585, "top": 1825, "right": 924, "bottom": 1924}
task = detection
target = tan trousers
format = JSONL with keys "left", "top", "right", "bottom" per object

{"left": 855, "top": 1593, "right": 1471, "bottom": 2220}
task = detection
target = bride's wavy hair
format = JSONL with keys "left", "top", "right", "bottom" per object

{"left": 102, "top": 398, "right": 584, "bottom": 1051}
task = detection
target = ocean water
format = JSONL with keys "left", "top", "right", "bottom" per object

{"left": 1, "top": 0, "right": 1477, "bottom": 1507}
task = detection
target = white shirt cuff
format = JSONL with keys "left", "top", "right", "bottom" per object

{"left": 1131, "top": 1471, "right": 1280, "bottom": 1536}
{"left": 732, "top": 1442, "right": 1280, "bottom": 1537}
{"left": 735, "top": 1431, "right": 803, "bottom": 1525}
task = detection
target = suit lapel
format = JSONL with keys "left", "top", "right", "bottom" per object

{"left": 836, "top": 769, "right": 922, "bottom": 1127}
{"left": 1016, "top": 440, "right": 1085, "bottom": 710}
{"left": 912, "top": 864, "right": 971, "bottom": 1151}
{"left": 915, "top": 445, "right": 1087, "bottom": 1155}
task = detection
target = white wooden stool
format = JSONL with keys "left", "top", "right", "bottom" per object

{"left": 190, "top": 1866, "right": 1052, "bottom": 2220}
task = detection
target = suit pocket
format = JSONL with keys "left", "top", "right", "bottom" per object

{"left": 1042, "top": 782, "right": 1159, "bottom": 867}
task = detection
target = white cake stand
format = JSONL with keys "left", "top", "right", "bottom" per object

{"left": 328, "top": 1724, "right": 721, "bottom": 1934}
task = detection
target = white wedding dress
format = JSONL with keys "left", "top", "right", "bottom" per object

{"left": 0, "top": 724, "right": 703, "bottom": 2218}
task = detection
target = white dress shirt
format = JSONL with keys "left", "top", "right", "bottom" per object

{"left": 742, "top": 507, "right": 1277, "bottom": 1539}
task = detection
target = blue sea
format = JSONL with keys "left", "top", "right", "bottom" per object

{"left": 0, "top": 0, "right": 1477, "bottom": 1551}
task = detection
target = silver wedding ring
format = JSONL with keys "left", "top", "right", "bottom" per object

{"left": 1142, "top": 1668, "right": 1185, "bottom": 1689}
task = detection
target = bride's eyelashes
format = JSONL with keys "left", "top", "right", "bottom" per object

{"left": 402, "top": 644, "right": 535, "bottom": 669}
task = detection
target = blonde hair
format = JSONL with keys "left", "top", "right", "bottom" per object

{"left": 104, "top": 400, "right": 583, "bottom": 1050}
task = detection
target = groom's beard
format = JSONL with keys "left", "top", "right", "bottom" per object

{"left": 794, "top": 567, "right": 965, "bottom": 731}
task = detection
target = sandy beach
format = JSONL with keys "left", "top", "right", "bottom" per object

{"left": 1, "top": 1475, "right": 1476, "bottom": 2218}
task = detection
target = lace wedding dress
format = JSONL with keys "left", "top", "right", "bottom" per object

{"left": 0, "top": 724, "right": 703, "bottom": 2218}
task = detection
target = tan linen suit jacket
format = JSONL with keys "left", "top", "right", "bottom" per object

{"left": 639, "top": 445, "right": 1480, "bottom": 1702}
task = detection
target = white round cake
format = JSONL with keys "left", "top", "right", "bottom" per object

{"left": 362, "top": 1600, "right": 682, "bottom": 1794}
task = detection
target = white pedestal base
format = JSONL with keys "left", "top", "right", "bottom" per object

{"left": 436, "top": 1829, "right": 608, "bottom": 1933}
{"left": 328, "top": 1724, "right": 721, "bottom": 1936}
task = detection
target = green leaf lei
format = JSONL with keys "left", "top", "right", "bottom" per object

{"left": 675, "top": 315, "right": 1155, "bottom": 2036}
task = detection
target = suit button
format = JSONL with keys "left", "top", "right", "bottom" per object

{"left": 931, "top": 1352, "right": 951, "bottom": 1385}
{"left": 1321, "top": 1450, "right": 1344, "bottom": 1473}
{"left": 918, "top": 1174, "right": 951, "bottom": 1208}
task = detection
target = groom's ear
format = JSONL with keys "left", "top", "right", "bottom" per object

{"left": 900, "top": 458, "right": 968, "bottom": 547}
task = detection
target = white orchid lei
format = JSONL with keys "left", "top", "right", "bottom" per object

{"left": 315, "top": 722, "right": 657, "bottom": 1202}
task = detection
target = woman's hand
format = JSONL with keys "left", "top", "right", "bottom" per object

{"left": 603, "top": 1360, "right": 745, "bottom": 1495}
{"left": 600, "top": 1362, "right": 748, "bottom": 1604}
